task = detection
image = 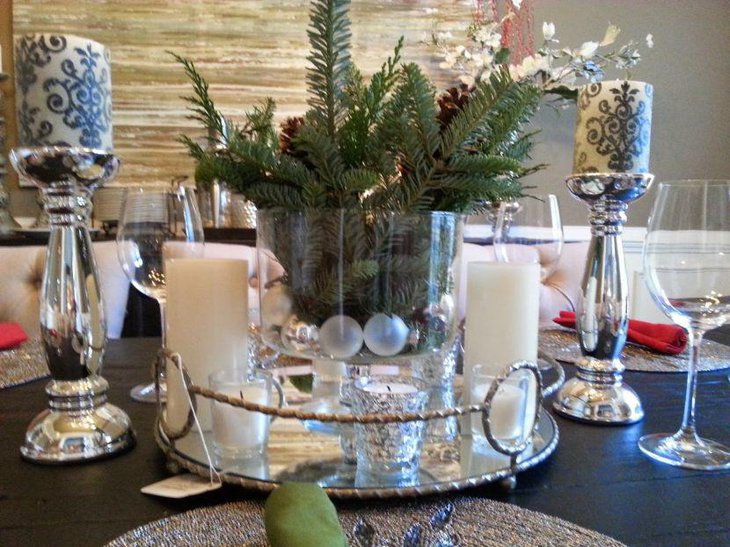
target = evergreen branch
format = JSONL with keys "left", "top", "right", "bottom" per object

{"left": 395, "top": 63, "right": 441, "bottom": 160}
{"left": 446, "top": 153, "right": 523, "bottom": 175}
{"left": 472, "top": 78, "right": 542, "bottom": 156}
{"left": 339, "top": 38, "right": 404, "bottom": 169}
{"left": 169, "top": 52, "right": 224, "bottom": 139}
{"left": 306, "top": 0, "right": 353, "bottom": 137}
{"left": 178, "top": 135, "right": 206, "bottom": 161}
{"left": 294, "top": 125, "right": 346, "bottom": 196}
{"left": 243, "top": 182, "right": 305, "bottom": 210}
{"left": 244, "top": 98, "right": 278, "bottom": 146}
{"left": 440, "top": 69, "right": 535, "bottom": 158}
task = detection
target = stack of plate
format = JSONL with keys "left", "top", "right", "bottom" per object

{"left": 92, "top": 187, "right": 126, "bottom": 226}
{"left": 120, "top": 191, "right": 168, "bottom": 224}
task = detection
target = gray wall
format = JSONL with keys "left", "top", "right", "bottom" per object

{"left": 526, "top": 0, "right": 730, "bottom": 226}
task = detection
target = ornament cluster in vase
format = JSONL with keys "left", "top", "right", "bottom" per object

{"left": 262, "top": 282, "right": 455, "bottom": 360}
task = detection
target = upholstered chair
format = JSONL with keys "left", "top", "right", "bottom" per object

{"left": 0, "top": 241, "right": 130, "bottom": 339}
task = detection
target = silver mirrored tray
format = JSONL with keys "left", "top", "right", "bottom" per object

{"left": 155, "top": 410, "right": 558, "bottom": 499}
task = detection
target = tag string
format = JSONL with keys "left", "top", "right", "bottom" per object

{"left": 177, "top": 363, "right": 222, "bottom": 486}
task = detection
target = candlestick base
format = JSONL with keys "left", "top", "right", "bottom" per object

{"left": 21, "top": 377, "right": 136, "bottom": 464}
{"left": 552, "top": 361, "right": 643, "bottom": 424}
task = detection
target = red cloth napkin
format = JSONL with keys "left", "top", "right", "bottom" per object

{"left": 0, "top": 322, "right": 29, "bottom": 350}
{"left": 553, "top": 311, "right": 687, "bottom": 355}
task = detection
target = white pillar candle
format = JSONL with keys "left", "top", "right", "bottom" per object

{"left": 573, "top": 80, "right": 653, "bottom": 174}
{"left": 465, "top": 262, "right": 540, "bottom": 376}
{"left": 14, "top": 34, "right": 114, "bottom": 150}
{"left": 210, "top": 384, "right": 270, "bottom": 458}
{"left": 464, "top": 262, "right": 539, "bottom": 433}
{"left": 166, "top": 259, "right": 249, "bottom": 431}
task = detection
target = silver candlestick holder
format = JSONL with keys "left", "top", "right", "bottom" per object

{"left": 10, "top": 146, "right": 135, "bottom": 463}
{"left": 553, "top": 172, "right": 654, "bottom": 425}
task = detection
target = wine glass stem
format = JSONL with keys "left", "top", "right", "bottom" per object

{"left": 158, "top": 298, "right": 168, "bottom": 382}
{"left": 158, "top": 298, "right": 167, "bottom": 350}
{"left": 679, "top": 328, "right": 703, "bottom": 437}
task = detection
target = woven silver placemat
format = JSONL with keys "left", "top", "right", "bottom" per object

{"left": 0, "top": 339, "right": 49, "bottom": 389}
{"left": 106, "top": 497, "right": 624, "bottom": 547}
{"left": 540, "top": 328, "right": 730, "bottom": 373}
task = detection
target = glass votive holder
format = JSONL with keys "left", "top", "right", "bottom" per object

{"left": 470, "top": 364, "right": 536, "bottom": 449}
{"left": 209, "top": 368, "right": 282, "bottom": 460}
{"left": 352, "top": 374, "right": 429, "bottom": 483}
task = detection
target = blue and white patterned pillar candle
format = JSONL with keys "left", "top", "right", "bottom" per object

{"left": 14, "top": 34, "right": 113, "bottom": 150}
{"left": 572, "top": 80, "right": 653, "bottom": 174}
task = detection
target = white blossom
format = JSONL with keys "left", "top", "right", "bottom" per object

{"left": 509, "top": 54, "right": 551, "bottom": 81}
{"left": 600, "top": 24, "right": 621, "bottom": 46}
{"left": 542, "top": 22, "right": 556, "bottom": 41}
{"left": 510, "top": 0, "right": 523, "bottom": 9}
{"left": 576, "top": 41, "right": 599, "bottom": 58}
{"left": 473, "top": 24, "right": 502, "bottom": 49}
{"left": 440, "top": 50, "right": 459, "bottom": 70}
{"left": 646, "top": 33, "right": 654, "bottom": 48}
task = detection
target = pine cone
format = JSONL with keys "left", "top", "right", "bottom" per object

{"left": 279, "top": 116, "right": 305, "bottom": 156}
{"left": 437, "top": 84, "right": 474, "bottom": 130}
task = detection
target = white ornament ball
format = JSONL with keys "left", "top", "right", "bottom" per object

{"left": 261, "top": 284, "right": 292, "bottom": 327}
{"left": 319, "top": 315, "right": 364, "bottom": 359}
{"left": 363, "top": 313, "right": 409, "bottom": 357}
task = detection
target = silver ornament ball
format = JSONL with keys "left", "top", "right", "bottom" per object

{"left": 280, "top": 315, "right": 320, "bottom": 354}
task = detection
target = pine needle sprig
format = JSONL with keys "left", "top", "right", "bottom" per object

{"left": 169, "top": 52, "right": 225, "bottom": 140}
{"left": 292, "top": 125, "right": 346, "bottom": 196}
{"left": 244, "top": 98, "right": 278, "bottom": 147}
{"left": 306, "top": 0, "right": 353, "bottom": 137}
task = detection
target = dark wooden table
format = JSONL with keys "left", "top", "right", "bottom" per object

{"left": 1, "top": 337, "right": 729, "bottom": 546}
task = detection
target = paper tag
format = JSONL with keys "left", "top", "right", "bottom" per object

{"left": 141, "top": 474, "right": 222, "bottom": 499}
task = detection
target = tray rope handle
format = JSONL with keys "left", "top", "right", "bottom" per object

{"left": 156, "top": 349, "right": 197, "bottom": 441}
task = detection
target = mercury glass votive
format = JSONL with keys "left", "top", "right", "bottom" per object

{"left": 352, "top": 375, "right": 428, "bottom": 484}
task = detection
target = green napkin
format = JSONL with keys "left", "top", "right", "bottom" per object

{"left": 264, "top": 482, "right": 347, "bottom": 547}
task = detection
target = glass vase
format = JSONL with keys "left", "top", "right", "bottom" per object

{"left": 257, "top": 209, "right": 464, "bottom": 363}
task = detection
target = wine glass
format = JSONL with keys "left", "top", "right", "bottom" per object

{"left": 494, "top": 194, "right": 564, "bottom": 283}
{"left": 640, "top": 180, "right": 730, "bottom": 470}
{"left": 117, "top": 185, "right": 204, "bottom": 403}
